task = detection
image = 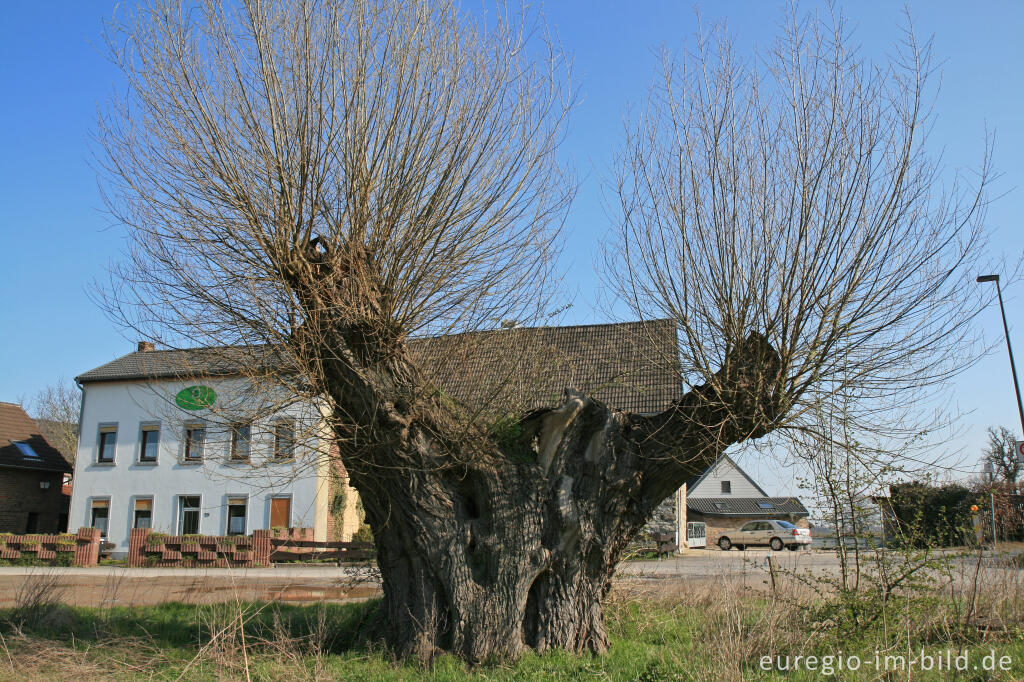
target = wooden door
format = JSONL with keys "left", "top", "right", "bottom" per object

{"left": 270, "top": 497, "right": 291, "bottom": 528}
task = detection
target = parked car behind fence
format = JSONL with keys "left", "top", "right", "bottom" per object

{"left": 717, "top": 519, "right": 811, "bottom": 551}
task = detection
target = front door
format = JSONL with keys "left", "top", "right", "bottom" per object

{"left": 270, "top": 497, "right": 291, "bottom": 529}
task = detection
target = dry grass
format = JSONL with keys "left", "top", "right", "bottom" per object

{"left": 0, "top": 553, "right": 1022, "bottom": 680}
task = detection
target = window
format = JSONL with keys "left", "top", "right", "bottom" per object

{"left": 274, "top": 420, "right": 295, "bottom": 460}
{"left": 178, "top": 496, "right": 200, "bottom": 534}
{"left": 139, "top": 424, "right": 160, "bottom": 462}
{"left": 133, "top": 498, "right": 153, "bottom": 529}
{"left": 720, "top": 480, "right": 731, "bottom": 494}
{"left": 231, "top": 423, "right": 251, "bottom": 461}
{"left": 776, "top": 520, "right": 796, "bottom": 529}
{"left": 227, "top": 497, "right": 247, "bottom": 535}
{"left": 90, "top": 499, "right": 110, "bottom": 537}
{"left": 758, "top": 501, "right": 774, "bottom": 510}
{"left": 14, "top": 441, "right": 40, "bottom": 460}
{"left": 97, "top": 425, "right": 117, "bottom": 463}
{"left": 740, "top": 522, "right": 757, "bottom": 532}
{"left": 183, "top": 424, "right": 205, "bottom": 462}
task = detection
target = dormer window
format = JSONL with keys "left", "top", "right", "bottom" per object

{"left": 721, "top": 480, "right": 731, "bottom": 494}
{"left": 13, "top": 441, "right": 40, "bottom": 460}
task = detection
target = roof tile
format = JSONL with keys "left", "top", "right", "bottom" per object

{"left": 0, "top": 402, "right": 73, "bottom": 473}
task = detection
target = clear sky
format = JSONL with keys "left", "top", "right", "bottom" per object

{"left": 1, "top": 1, "right": 1021, "bottom": 496}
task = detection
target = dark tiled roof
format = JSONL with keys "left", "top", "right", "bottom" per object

{"left": 687, "top": 496, "right": 809, "bottom": 517}
{"left": 411, "top": 319, "right": 681, "bottom": 414}
{"left": 76, "top": 320, "right": 683, "bottom": 415}
{"left": 75, "top": 345, "right": 284, "bottom": 384}
{"left": 0, "top": 402, "right": 73, "bottom": 474}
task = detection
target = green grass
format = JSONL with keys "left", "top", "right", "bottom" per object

{"left": 1, "top": 593, "right": 1023, "bottom": 680}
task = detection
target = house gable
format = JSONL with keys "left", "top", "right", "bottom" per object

{"left": 687, "top": 454, "right": 769, "bottom": 499}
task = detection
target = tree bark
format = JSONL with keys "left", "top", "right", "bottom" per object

{"left": 289, "top": 242, "right": 782, "bottom": 662}
{"left": 311, "top": 315, "right": 781, "bottom": 662}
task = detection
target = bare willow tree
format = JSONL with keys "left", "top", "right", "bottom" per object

{"left": 97, "top": 0, "right": 989, "bottom": 664}
{"left": 606, "top": 10, "right": 991, "bottom": 449}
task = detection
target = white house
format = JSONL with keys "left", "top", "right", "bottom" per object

{"left": 70, "top": 320, "right": 805, "bottom": 556}
{"left": 70, "top": 343, "right": 359, "bottom": 556}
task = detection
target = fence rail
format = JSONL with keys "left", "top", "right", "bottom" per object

{"left": 269, "top": 539, "right": 375, "bottom": 562}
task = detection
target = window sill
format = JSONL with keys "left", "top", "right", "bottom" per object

{"left": 179, "top": 459, "right": 204, "bottom": 466}
{"left": 135, "top": 460, "right": 159, "bottom": 466}
{"left": 93, "top": 461, "right": 116, "bottom": 467}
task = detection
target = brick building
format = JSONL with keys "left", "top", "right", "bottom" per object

{"left": 0, "top": 402, "right": 73, "bottom": 533}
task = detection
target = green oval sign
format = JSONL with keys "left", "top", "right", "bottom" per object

{"left": 175, "top": 385, "right": 216, "bottom": 411}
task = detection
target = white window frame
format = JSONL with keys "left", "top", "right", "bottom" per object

{"left": 132, "top": 496, "right": 154, "bottom": 529}
{"left": 137, "top": 422, "right": 161, "bottom": 464}
{"left": 226, "top": 494, "right": 249, "bottom": 536}
{"left": 177, "top": 495, "right": 202, "bottom": 535}
{"left": 273, "top": 419, "right": 295, "bottom": 460}
{"left": 230, "top": 422, "right": 252, "bottom": 462}
{"left": 96, "top": 423, "right": 118, "bottom": 464}
{"left": 89, "top": 497, "right": 111, "bottom": 538}
{"left": 182, "top": 422, "right": 206, "bottom": 464}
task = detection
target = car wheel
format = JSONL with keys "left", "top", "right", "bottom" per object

{"left": 787, "top": 544, "right": 799, "bottom": 551}
{"left": 735, "top": 544, "right": 745, "bottom": 551}
{"left": 770, "top": 537, "right": 784, "bottom": 551}
{"left": 718, "top": 537, "right": 732, "bottom": 551}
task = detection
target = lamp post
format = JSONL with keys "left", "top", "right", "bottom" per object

{"left": 977, "top": 274, "right": 1024, "bottom": 437}
{"left": 983, "top": 461, "right": 997, "bottom": 545}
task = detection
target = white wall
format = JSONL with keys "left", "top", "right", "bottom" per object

{"left": 69, "top": 377, "right": 331, "bottom": 555}
{"left": 688, "top": 456, "right": 766, "bottom": 498}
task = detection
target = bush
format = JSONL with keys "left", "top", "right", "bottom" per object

{"left": 351, "top": 524, "right": 374, "bottom": 544}
{"left": 889, "top": 482, "right": 978, "bottom": 547}
{"left": 145, "top": 532, "right": 168, "bottom": 547}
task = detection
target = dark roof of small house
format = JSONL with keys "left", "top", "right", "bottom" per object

{"left": 75, "top": 319, "right": 683, "bottom": 415}
{"left": 0, "top": 402, "right": 73, "bottom": 474}
{"left": 687, "top": 496, "right": 809, "bottom": 517}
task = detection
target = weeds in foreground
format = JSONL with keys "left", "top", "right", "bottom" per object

{"left": 1, "top": 560, "right": 1022, "bottom": 680}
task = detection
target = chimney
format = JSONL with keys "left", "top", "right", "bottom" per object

{"left": 137, "top": 341, "right": 155, "bottom": 352}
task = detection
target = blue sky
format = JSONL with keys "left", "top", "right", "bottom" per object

{"left": 1, "top": 1, "right": 1021, "bottom": 494}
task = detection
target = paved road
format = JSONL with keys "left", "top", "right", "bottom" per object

{"left": 1, "top": 549, "right": 1012, "bottom": 608}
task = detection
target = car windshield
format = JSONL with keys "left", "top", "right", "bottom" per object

{"left": 775, "top": 521, "right": 796, "bottom": 529}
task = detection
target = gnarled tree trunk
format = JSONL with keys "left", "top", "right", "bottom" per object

{"left": 315, "top": 318, "right": 781, "bottom": 663}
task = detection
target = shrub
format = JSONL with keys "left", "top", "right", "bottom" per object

{"left": 351, "top": 524, "right": 374, "bottom": 544}
{"left": 145, "top": 532, "right": 168, "bottom": 547}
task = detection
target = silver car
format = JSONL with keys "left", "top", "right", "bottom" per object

{"left": 717, "top": 519, "right": 811, "bottom": 551}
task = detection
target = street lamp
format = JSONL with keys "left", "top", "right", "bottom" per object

{"left": 976, "top": 274, "right": 1024, "bottom": 438}
{"left": 983, "top": 460, "right": 997, "bottom": 545}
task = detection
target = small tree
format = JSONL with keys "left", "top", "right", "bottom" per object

{"left": 982, "top": 425, "right": 1022, "bottom": 483}
{"left": 30, "top": 379, "right": 81, "bottom": 463}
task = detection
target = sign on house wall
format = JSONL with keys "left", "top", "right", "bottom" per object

{"left": 175, "top": 386, "right": 217, "bottom": 410}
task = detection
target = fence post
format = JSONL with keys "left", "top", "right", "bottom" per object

{"left": 74, "top": 527, "right": 101, "bottom": 566}
{"left": 252, "top": 529, "right": 272, "bottom": 567}
{"left": 128, "top": 527, "right": 152, "bottom": 567}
